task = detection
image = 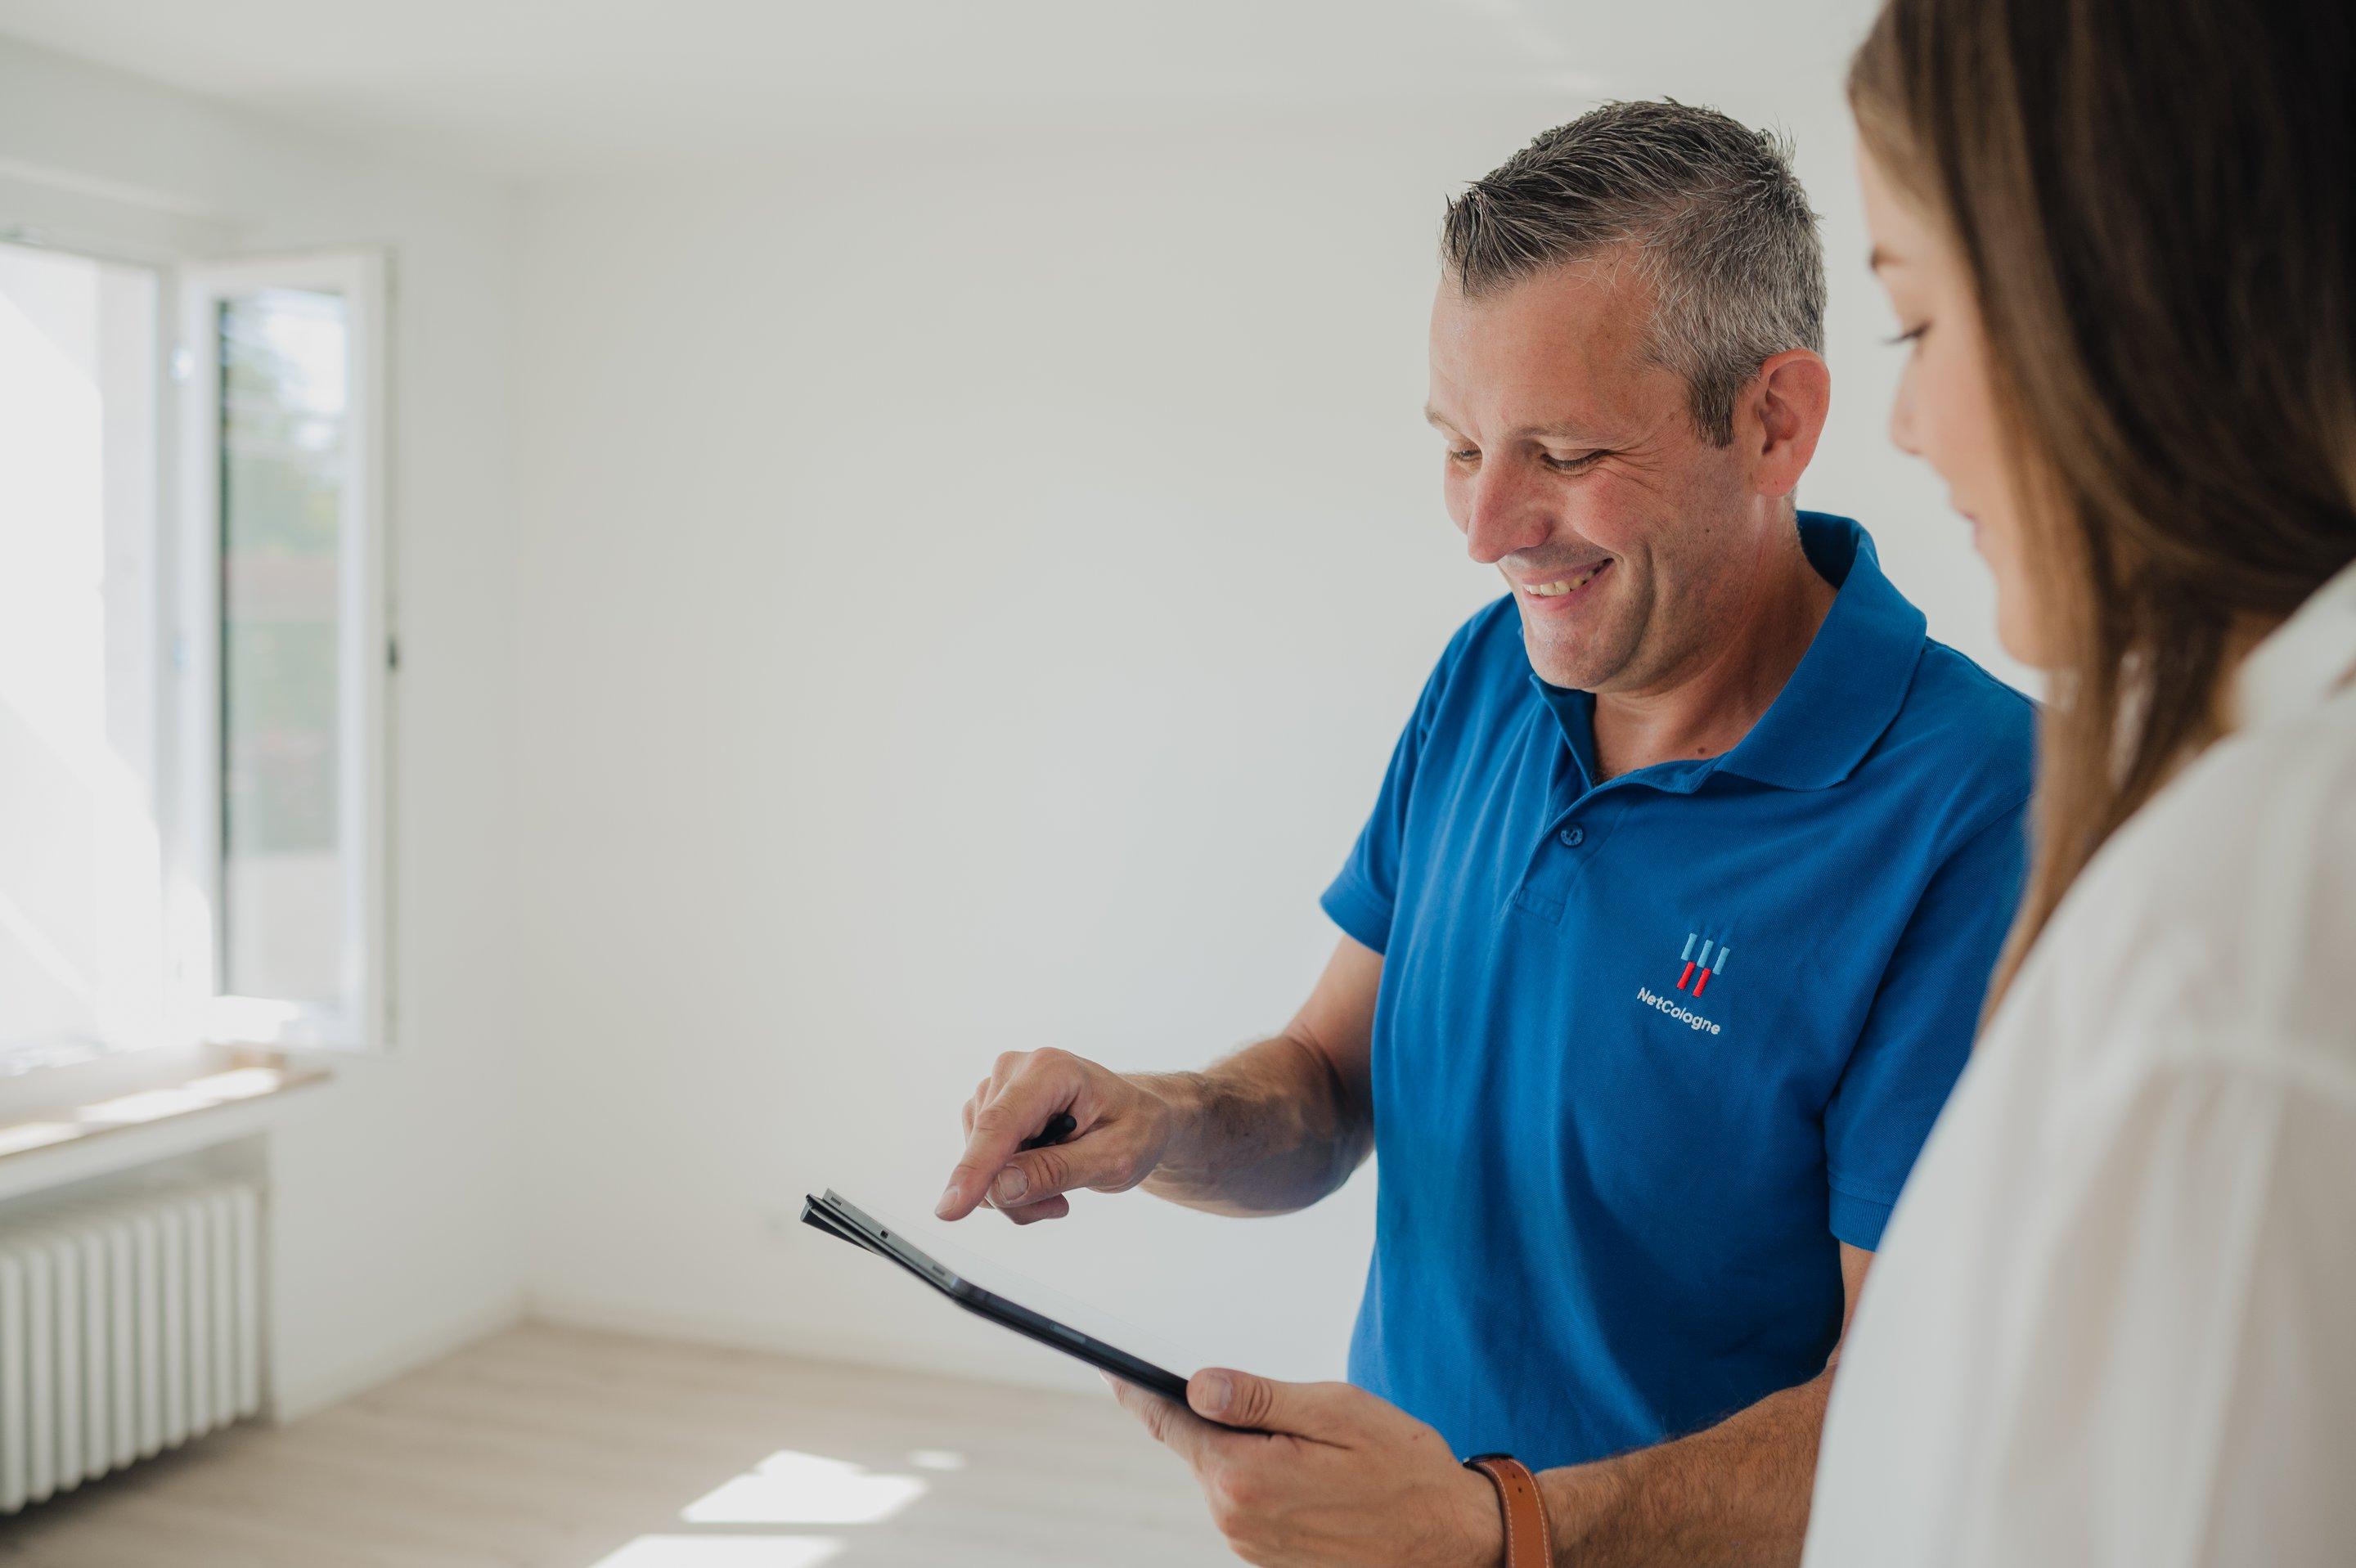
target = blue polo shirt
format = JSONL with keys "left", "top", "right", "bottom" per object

{"left": 1324, "top": 513, "right": 2034, "bottom": 1470}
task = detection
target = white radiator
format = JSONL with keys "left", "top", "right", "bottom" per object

{"left": 0, "top": 1180, "right": 263, "bottom": 1513}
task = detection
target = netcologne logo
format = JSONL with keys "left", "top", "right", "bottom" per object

{"left": 1634, "top": 931, "right": 1731, "bottom": 1035}
{"left": 1636, "top": 986, "right": 1721, "bottom": 1034}
{"left": 1675, "top": 932, "right": 1730, "bottom": 997}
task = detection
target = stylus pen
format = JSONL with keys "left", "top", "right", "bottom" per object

{"left": 1018, "top": 1111, "right": 1077, "bottom": 1152}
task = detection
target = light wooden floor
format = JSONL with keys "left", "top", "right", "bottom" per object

{"left": 0, "top": 1321, "right": 1234, "bottom": 1566}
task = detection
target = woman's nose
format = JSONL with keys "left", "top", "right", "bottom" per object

{"left": 1888, "top": 366, "right": 1922, "bottom": 456}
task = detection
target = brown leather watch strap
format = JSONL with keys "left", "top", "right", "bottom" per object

{"left": 1465, "top": 1453, "right": 1553, "bottom": 1568}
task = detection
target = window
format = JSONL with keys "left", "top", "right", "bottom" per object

{"left": 0, "top": 240, "right": 389, "bottom": 1071}
{"left": 178, "top": 253, "right": 390, "bottom": 1051}
{"left": 0, "top": 241, "right": 164, "bottom": 1068}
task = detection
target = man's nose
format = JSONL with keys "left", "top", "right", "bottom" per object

{"left": 1461, "top": 463, "right": 1553, "bottom": 566}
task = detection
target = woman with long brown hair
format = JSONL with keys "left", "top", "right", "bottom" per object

{"left": 1806, "top": 0, "right": 2355, "bottom": 1561}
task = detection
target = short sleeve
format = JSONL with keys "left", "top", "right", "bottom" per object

{"left": 1823, "top": 799, "right": 2030, "bottom": 1247}
{"left": 1319, "top": 617, "right": 1482, "bottom": 956}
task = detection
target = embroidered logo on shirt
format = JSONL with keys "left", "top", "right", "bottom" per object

{"left": 1636, "top": 986, "right": 1721, "bottom": 1035}
{"left": 1636, "top": 932, "right": 1731, "bottom": 1034}
{"left": 1675, "top": 932, "right": 1730, "bottom": 997}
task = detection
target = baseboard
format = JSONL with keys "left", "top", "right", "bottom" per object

{"left": 270, "top": 1290, "right": 529, "bottom": 1425}
{"left": 523, "top": 1292, "right": 1102, "bottom": 1400}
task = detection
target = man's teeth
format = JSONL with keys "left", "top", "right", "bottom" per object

{"left": 1526, "top": 564, "right": 1605, "bottom": 597}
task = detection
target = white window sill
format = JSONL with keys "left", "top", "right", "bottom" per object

{"left": 0, "top": 1045, "right": 330, "bottom": 1203}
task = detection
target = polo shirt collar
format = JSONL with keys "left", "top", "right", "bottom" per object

{"left": 1714, "top": 514, "right": 1927, "bottom": 789}
{"left": 1532, "top": 513, "right": 1928, "bottom": 794}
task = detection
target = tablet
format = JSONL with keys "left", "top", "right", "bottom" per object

{"left": 800, "top": 1188, "right": 1192, "bottom": 1403}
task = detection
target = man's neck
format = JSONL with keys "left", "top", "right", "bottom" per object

{"left": 1589, "top": 526, "right": 1838, "bottom": 782}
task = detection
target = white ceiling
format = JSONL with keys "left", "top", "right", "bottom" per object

{"left": 0, "top": 0, "right": 1848, "bottom": 182}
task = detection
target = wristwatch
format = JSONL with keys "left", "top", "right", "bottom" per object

{"left": 1464, "top": 1453, "right": 1554, "bottom": 1567}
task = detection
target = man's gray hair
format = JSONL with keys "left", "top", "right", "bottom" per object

{"left": 1443, "top": 100, "right": 1826, "bottom": 447}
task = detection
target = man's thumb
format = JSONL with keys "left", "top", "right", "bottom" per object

{"left": 1188, "top": 1368, "right": 1338, "bottom": 1434}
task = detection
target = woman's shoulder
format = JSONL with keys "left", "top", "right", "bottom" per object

{"left": 2004, "top": 689, "right": 2356, "bottom": 1075}
{"left": 2126, "top": 685, "right": 2356, "bottom": 923}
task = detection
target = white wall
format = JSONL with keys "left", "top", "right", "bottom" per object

{"left": 0, "top": 37, "right": 529, "bottom": 1418}
{"left": 0, "top": 2, "right": 2033, "bottom": 1417}
{"left": 512, "top": 39, "right": 2027, "bottom": 1391}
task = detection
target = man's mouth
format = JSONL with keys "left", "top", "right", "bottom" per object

{"left": 1517, "top": 560, "right": 1612, "bottom": 600}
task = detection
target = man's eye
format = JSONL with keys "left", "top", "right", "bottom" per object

{"left": 1448, "top": 447, "right": 1480, "bottom": 464}
{"left": 1542, "top": 452, "right": 1605, "bottom": 473}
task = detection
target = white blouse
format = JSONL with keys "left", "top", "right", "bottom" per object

{"left": 1805, "top": 559, "right": 2356, "bottom": 1568}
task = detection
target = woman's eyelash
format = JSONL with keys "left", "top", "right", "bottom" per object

{"left": 1884, "top": 324, "right": 1929, "bottom": 346}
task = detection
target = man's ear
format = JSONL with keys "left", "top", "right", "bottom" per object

{"left": 1746, "top": 348, "right": 1831, "bottom": 500}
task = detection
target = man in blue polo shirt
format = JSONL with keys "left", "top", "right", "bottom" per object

{"left": 939, "top": 101, "right": 2032, "bottom": 1566}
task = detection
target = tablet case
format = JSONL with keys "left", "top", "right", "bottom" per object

{"left": 800, "top": 1188, "right": 1193, "bottom": 1403}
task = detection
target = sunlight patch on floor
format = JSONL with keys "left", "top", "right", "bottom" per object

{"left": 680, "top": 1449, "right": 928, "bottom": 1526}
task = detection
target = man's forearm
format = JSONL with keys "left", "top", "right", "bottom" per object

{"left": 1133, "top": 1035, "right": 1372, "bottom": 1217}
{"left": 1535, "top": 1368, "right": 1832, "bottom": 1568}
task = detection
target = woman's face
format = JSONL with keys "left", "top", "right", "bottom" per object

{"left": 1857, "top": 142, "right": 2058, "bottom": 668}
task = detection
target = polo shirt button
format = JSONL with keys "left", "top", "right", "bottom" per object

{"left": 1559, "top": 825, "right": 1585, "bottom": 847}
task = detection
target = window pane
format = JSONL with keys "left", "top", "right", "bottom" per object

{"left": 0, "top": 242, "right": 163, "bottom": 1063}
{"left": 219, "top": 288, "right": 348, "bottom": 1005}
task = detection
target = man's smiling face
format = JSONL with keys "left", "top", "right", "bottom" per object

{"left": 1428, "top": 254, "right": 1760, "bottom": 694}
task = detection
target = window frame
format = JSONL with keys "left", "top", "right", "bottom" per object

{"left": 169, "top": 249, "right": 393, "bottom": 1054}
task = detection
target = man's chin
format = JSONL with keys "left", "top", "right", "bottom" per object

{"left": 1516, "top": 591, "right": 1634, "bottom": 692}
{"left": 1522, "top": 635, "right": 1619, "bottom": 694}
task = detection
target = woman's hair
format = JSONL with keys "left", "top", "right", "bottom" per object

{"left": 1850, "top": 0, "right": 2356, "bottom": 1014}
